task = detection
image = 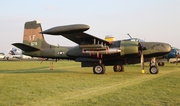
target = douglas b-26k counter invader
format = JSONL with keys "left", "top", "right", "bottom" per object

{"left": 13, "top": 21, "right": 171, "bottom": 74}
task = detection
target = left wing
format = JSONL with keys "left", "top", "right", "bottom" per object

{"left": 42, "top": 24, "right": 114, "bottom": 56}
{"left": 42, "top": 24, "right": 111, "bottom": 45}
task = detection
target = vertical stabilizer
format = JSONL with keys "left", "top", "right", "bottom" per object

{"left": 23, "top": 20, "right": 50, "bottom": 49}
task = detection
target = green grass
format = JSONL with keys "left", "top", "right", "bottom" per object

{"left": 0, "top": 61, "right": 180, "bottom": 106}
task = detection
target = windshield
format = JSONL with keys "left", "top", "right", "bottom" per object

{"left": 124, "top": 38, "right": 145, "bottom": 42}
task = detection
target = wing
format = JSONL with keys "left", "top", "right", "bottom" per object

{"left": 61, "top": 32, "right": 110, "bottom": 45}
{"left": 42, "top": 24, "right": 111, "bottom": 45}
{"left": 42, "top": 24, "right": 113, "bottom": 53}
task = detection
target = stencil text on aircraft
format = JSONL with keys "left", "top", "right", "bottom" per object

{"left": 31, "top": 42, "right": 37, "bottom": 46}
{"left": 29, "top": 35, "right": 36, "bottom": 41}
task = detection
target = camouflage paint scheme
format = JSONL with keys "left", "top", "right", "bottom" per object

{"left": 14, "top": 21, "right": 72, "bottom": 59}
{"left": 13, "top": 21, "right": 171, "bottom": 74}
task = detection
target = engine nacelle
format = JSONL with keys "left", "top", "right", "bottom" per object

{"left": 120, "top": 41, "right": 140, "bottom": 57}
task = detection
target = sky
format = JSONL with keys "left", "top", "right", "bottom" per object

{"left": 0, "top": 0, "right": 180, "bottom": 53}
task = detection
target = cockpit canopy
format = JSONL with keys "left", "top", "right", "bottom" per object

{"left": 123, "top": 38, "right": 145, "bottom": 42}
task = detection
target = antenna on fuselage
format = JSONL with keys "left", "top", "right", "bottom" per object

{"left": 127, "top": 33, "right": 132, "bottom": 39}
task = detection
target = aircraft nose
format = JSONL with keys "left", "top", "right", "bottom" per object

{"left": 162, "top": 43, "right": 171, "bottom": 53}
{"left": 155, "top": 43, "right": 171, "bottom": 54}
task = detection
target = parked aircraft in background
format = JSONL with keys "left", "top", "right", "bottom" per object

{"left": 157, "top": 47, "right": 180, "bottom": 66}
{"left": 0, "top": 53, "right": 5, "bottom": 59}
{"left": 168, "top": 48, "right": 180, "bottom": 64}
{"left": 3, "top": 47, "right": 32, "bottom": 60}
{"left": 13, "top": 20, "right": 171, "bottom": 74}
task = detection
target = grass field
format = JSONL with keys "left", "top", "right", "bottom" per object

{"left": 0, "top": 60, "right": 180, "bottom": 106}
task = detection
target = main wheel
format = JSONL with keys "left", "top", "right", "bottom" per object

{"left": 113, "top": 65, "right": 124, "bottom": 72}
{"left": 149, "top": 66, "right": 159, "bottom": 74}
{"left": 93, "top": 63, "right": 105, "bottom": 74}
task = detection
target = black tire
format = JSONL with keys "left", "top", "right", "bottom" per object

{"left": 158, "top": 62, "right": 164, "bottom": 66}
{"left": 149, "top": 66, "right": 159, "bottom": 74}
{"left": 93, "top": 63, "right": 105, "bottom": 74}
{"left": 113, "top": 65, "right": 124, "bottom": 72}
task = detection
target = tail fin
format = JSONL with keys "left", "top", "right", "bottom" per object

{"left": 23, "top": 20, "right": 50, "bottom": 49}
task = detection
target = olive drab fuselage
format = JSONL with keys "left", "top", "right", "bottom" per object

{"left": 12, "top": 20, "right": 171, "bottom": 74}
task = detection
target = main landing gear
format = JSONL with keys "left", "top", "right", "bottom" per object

{"left": 92, "top": 58, "right": 159, "bottom": 74}
{"left": 93, "top": 63, "right": 106, "bottom": 74}
{"left": 113, "top": 64, "right": 124, "bottom": 72}
{"left": 92, "top": 62, "right": 124, "bottom": 74}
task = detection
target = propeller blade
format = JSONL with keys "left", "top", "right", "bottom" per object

{"left": 126, "top": 34, "right": 146, "bottom": 73}
{"left": 141, "top": 52, "right": 145, "bottom": 73}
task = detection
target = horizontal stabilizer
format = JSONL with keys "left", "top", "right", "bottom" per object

{"left": 12, "top": 43, "right": 40, "bottom": 52}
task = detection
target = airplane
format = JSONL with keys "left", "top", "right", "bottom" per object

{"left": 0, "top": 53, "right": 5, "bottom": 59}
{"left": 157, "top": 47, "right": 180, "bottom": 66}
{"left": 12, "top": 20, "right": 171, "bottom": 74}
{"left": 3, "top": 46, "right": 32, "bottom": 60}
{"left": 167, "top": 48, "right": 180, "bottom": 65}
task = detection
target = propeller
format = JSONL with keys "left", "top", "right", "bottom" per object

{"left": 139, "top": 43, "right": 147, "bottom": 73}
{"left": 127, "top": 33, "right": 146, "bottom": 73}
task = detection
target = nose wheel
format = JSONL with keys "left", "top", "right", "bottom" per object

{"left": 149, "top": 58, "right": 159, "bottom": 74}
{"left": 149, "top": 66, "right": 159, "bottom": 74}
